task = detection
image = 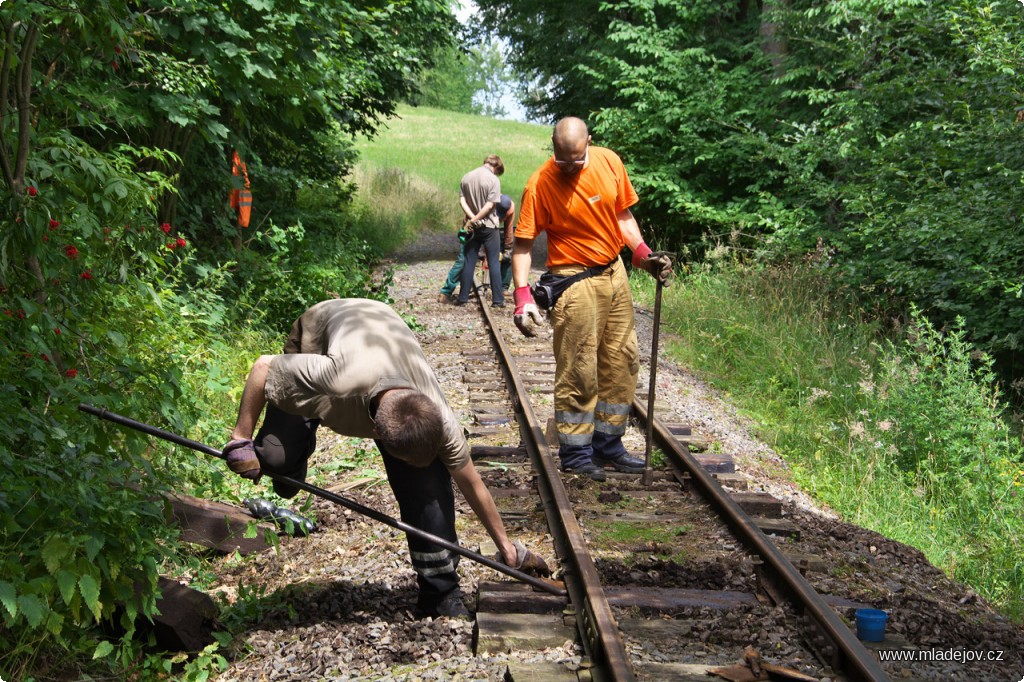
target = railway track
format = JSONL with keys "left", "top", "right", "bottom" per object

{"left": 453, "top": 277, "right": 889, "bottom": 681}
{"left": 189, "top": 245, "right": 1023, "bottom": 682}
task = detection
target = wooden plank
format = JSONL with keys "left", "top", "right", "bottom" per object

{"left": 146, "top": 577, "right": 218, "bottom": 651}
{"left": 477, "top": 587, "right": 568, "bottom": 615}
{"left": 693, "top": 452, "right": 735, "bottom": 474}
{"left": 676, "top": 471, "right": 747, "bottom": 489}
{"left": 606, "top": 586, "right": 758, "bottom": 612}
{"left": 754, "top": 516, "right": 801, "bottom": 540}
{"left": 164, "top": 493, "right": 272, "bottom": 555}
{"left": 730, "top": 492, "right": 783, "bottom": 518}
{"left": 472, "top": 404, "right": 511, "bottom": 414}
{"left": 475, "top": 612, "right": 576, "bottom": 654}
{"left": 714, "top": 473, "right": 749, "bottom": 490}
{"left": 782, "top": 550, "right": 825, "bottom": 572}
{"left": 665, "top": 424, "right": 693, "bottom": 436}
{"left": 675, "top": 435, "right": 710, "bottom": 452}
{"left": 471, "top": 445, "right": 527, "bottom": 461}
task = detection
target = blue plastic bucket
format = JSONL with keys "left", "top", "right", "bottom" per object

{"left": 855, "top": 608, "right": 888, "bottom": 642}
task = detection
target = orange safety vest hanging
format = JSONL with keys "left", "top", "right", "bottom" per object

{"left": 229, "top": 150, "right": 252, "bottom": 228}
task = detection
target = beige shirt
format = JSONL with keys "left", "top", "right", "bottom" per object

{"left": 460, "top": 164, "right": 501, "bottom": 229}
{"left": 264, "top": 299, "right": 470, "bottom": 471}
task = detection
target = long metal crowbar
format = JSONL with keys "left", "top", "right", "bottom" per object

{"left": 642, "top": 277, "right": 665, "bottom": 486}
{"left": 78, "top": 403, "right": 566, "bottom": 597}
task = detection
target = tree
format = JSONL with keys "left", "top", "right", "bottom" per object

{"left": 469, "top": 40, "right": 516, "bottom": 118}
{"left": 473, "top": 0, "right": 612, "bottom": 121}
{"left": 475, "top": 0, "right": 1024, "bottom": 369}
{"left": 410, "top": 43, "right": 483, "bottom": 113}
{"left": 0, "top": 0, "right": 458, "bottom": 674}
{"left": 769, "top": 0, "right": 1024, "bottom": 362}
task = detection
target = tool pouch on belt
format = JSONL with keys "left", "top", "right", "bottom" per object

{"left": 532, "top": 260, "right": 614, "bottom": 310}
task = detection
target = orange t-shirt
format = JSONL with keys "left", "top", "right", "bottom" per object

{"left": 515, "top": 146, "right": 639, "bottom": 268}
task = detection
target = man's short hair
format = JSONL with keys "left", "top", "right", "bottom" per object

{"left": 484, "top": 154, "right": 505, "bottom": 176}
{"left": 375, "top": 389, "right": 444, "bottom": 467}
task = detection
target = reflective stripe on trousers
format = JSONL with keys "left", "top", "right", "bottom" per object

{"left": 549, "top": 258, "right": 639, "bottom": 450}
{"left": 378, "top": 441, "right": 460, "bottom": 602}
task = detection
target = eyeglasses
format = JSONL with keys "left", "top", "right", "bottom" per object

{"left": 553, "top": 145, "right": 588, "bottom": 168}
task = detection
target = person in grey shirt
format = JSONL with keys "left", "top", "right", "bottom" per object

{"left": 223, "top": 298, "right": 546, "bottom": 618}
{"left": 456, "top": 154, "right": 506, "bottom": 307}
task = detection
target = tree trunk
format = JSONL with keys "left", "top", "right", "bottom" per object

{"left": 760, "top": 0, "right": 789, "bottom": 78}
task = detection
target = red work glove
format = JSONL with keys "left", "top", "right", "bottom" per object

{"left": 631, "top": 243, "right": 673, "bottom": 287}
{"left": 513, "top": 286, "right": 543, "bottom": 337}
{"left": 223, "top": 438, "right": 262, "bottom": 481}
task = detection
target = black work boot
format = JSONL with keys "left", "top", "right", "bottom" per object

{"left": 415, "top": 591, "right": 471, "bottom": 620}
{"left": 592, "top": 432, "right": 645, "bottom": 473}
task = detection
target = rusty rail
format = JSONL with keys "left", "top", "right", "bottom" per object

{"left": 631, "top": 398, "right": 890, "bottom": 682}
{"left": 476, "top": 286, "right": 636, "bottom": 682}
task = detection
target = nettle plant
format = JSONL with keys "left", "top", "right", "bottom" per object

{"left": 0, "top": 137, "right": 199, "bottom": 670}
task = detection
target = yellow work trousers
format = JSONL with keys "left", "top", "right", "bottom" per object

{"left": 549, "top": 257, "right": 639, "bottom": 458}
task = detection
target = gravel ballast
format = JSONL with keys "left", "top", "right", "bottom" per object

{"left": 205, "top": 228, "right": 1024, "bottom": 681}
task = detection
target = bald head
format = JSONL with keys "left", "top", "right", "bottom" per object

{"left": 553, "top": 117, "right": 589, "bottom": 149}
{"left": 552, "top": 117, "right": 591, "bottom": 176}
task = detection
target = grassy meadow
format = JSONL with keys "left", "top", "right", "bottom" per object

{"left": 356, "top": 107, "right": 1024, "bottom": 621}
{"left": 356, "top": 104, "right": 551, "bottom": 197}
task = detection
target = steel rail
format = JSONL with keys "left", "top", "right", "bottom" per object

{"left": 475, "top": 285, "right": 636, "bottom": 682}
{"left": 631, "top": 398, "right": 891, "bottom": 682}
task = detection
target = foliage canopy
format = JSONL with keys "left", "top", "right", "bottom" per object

{"left": 0, "top": 0, "right": 452, "bottom": 676}
{"left": 477, "top": 0, "right": 1024, "bottom": 372}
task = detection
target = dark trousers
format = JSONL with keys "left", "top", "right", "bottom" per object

{"left": 377, "top": 440, "right": 461, "bottom": 607}
{"left": 458, "top": 227, "right": 504, "bottom": 305}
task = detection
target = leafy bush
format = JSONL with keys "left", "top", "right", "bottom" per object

{"left": 231, "top": 219, "right": 383, "bottom": 331}
{"left": 836, "top": 311, "right": 1024, "bottom": 614}
{"left": 0, "top": 261, "right": 192, "bottom": 678}
{"left": 0, "top": 127, "right": 194, "bottom": 673}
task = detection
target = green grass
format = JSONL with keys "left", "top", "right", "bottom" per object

{"left": 633, "top": 263, "right": 1024, "bottom": 620}
{"left": 346, "top": 164, "right": 458, "bottom": 248}
{"left": 353, "top": 103, "right": 551, "bottom": 215}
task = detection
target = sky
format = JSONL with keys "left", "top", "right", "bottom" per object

{"left": 455, "top": 1, "right": 529, "bottom": 122}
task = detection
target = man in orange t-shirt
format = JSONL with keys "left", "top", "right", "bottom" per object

{"left": 510, "top": 117, "right": 671, "bottom": 481}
